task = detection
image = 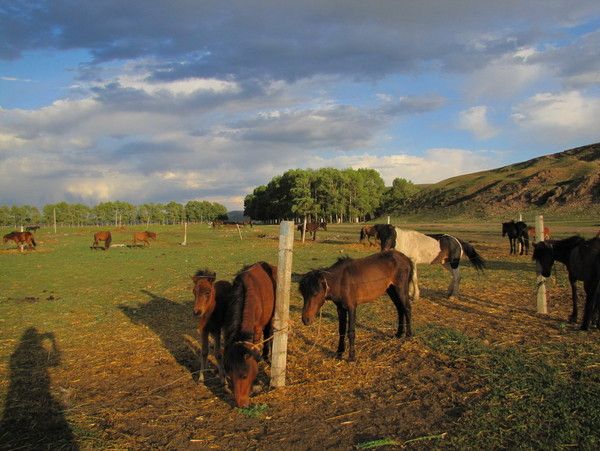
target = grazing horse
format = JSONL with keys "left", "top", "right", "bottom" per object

{"left": 359, "top": 224, "right": 397, "bottom": 251}
{"left": 223, "top": 262, "right": 277, "bottom": 407}
{"left": 133, "top": 231, "right": 157, "bottom": 246}
{"left": 393, "top": 229, "right": 485, "bottom": 301}
{"left": 528, "top": 226, "right": 551, "bottom": 244}
{"left": 297, "top": 221, "right": 327, "bottom": 241}
{"left": 3, "top": 231, "right": 36, "bottom": 250}
{"left": 299, "top": 250, "right": 413, "bottom": 362}
{"left": 502, "top": 220, "right": 530, "bottom": 255}
{"left": 532, "top": 236, "right": 600, "bottom": 329}
{"left": 92, "top": 231, "right": 112, "bottom": 250}
{"left": 192, "top": 270, "right": 232, "bottom": 382}
{"left": 25, "top": 225, "right": 40, "bottom": 232}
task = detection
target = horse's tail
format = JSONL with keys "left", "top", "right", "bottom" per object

{"left": 457, "top": 238, "right": 485, "bottom": 271}
{"left": 359, "top": 228, "right": 365, "bottom": 242}
{"left": 105, "top": 233, "right": 112, "bottom": 250}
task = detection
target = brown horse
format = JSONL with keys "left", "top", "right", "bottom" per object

{"left": 192, "top": 269, "right": 232, "bottom": 382}
{"left": 92, "top": 231, "right": 112, "bottom": 250}
{"left": 3, "top": 231, "right": 36, "bottom": 250}
{"left": 223, "top": 262, "right": 277, "bottom": 407}
{"left": 297, "top": 221, "right": 327, "bottom": 241}
{"left": 299, "top": 250, "right": 413, "bottom": 362}
{"left": 528, "top": 226, "right": 551, "bottom": 244}
{"left": 133, "top": 231, "right": 157, "bottom": 246}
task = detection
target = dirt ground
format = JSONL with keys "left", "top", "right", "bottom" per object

{"left": 1, "top": 230, "right": 598, "bottom": 450}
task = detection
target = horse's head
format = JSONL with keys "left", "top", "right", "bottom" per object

{"left": 501, "top": 222, "right": 510, "bottom": 237}
{"left": 148, "top": 231, "right": 157, "bottom": 240}
{"left": 192, "top": 270, "right": 216, "bottom": 319}
{"left": 532, "top": 242, "right": 554, "bottom": 277}
{"left": 224, "top": 340, "right": 261, "bottom": 408}
{"left": 299, "top": 270, "right": 329, "bottom": 325}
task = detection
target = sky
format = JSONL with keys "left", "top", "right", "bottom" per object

{"left": 1, "top": 1, "right": 599, "bottom": 211}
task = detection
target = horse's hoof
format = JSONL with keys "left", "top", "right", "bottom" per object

{"left": 348, "top": 355, "right": 356, "bottom": 363}
{"left": 335, "top": 352, "right": 344, "bottom": 360}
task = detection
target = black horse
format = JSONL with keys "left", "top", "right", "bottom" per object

{"left": 533, "top": 236, "right": 600, "bottom": 330}
{"left": 502, "top": 220, "right": 529, "bottom": 255}
{"left": 359, "top": 224, "right": 397, "bottom": 251}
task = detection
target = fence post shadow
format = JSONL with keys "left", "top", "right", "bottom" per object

{"left": 0, "top": 327, "right": 78, "bottom": 450}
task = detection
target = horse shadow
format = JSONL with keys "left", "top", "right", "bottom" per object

{"left": 119, "top": 290, "right": 229, "bottom": 403}
{"left": 485, "top": 259, "right": 535, "bottom": 272}
{"left": 0, "top": 328, "right": 79, "bottom": 450}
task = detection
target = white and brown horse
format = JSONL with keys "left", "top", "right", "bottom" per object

{"left": 393, "top": 228, "right": 485, "bottom": 300}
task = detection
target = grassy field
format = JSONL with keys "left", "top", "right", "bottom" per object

{"left": 1, "top": 220, "right": 599, "bottom": 449}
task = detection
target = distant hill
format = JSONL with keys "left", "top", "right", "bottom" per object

{"left": 407, "top": 143, "right": 600, "bottom": 215}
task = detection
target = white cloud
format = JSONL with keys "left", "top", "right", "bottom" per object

{"left": 308, "top": 148, "right": 498, "bottom": 185}
{"left": 466, "top": 47, "right": 545, "bottom": 99}
{"left": 512, "top": 91, "right": 600, "bottom": 142}
{"left": 458, "top": 106, "right": 499, "bottom": 140}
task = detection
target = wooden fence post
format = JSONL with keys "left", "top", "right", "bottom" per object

{"left": 535, "top": 215, "right": 547, "bottom": 314}
{"left": 301, "top": 216, "right": 307, "bottom": 243}
{"left": 181, "top": 221, "right": 187, "bottom": 246}
{"left": 53, "top": 208, "right": 57, "bottom": 234}
{"left": 271, "top": 221, "right": 294, "bottom": 388}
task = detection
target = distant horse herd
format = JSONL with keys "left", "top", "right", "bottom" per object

{"left": 3, "top": 217, "right": 600, "bottom": 408}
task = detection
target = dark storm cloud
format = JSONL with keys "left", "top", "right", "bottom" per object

{"left": 2, "top": 1, "right": 599, "bottom": 82}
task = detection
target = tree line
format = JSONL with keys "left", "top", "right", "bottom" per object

{"left": 244, "top": 168, "right": 419, "bottom": 222}
{"left": 0, "top": 200, "right": 228, "bottom": 227}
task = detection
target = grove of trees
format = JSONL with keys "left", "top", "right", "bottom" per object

{"left": 0, "top": 200, "right": 228, "bottom": 227}
{"left": 244, "top": 168, "right": 418, "bottom": 222}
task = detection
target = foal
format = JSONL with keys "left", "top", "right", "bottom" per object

{"left": 192, "top": 269, "right": 232, "bottom": 382}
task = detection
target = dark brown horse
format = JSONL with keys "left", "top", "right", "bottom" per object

{"left": 359, "top": 224, "right": 396, "bottom": 250}
{"left": 297, "top": 221, "right": 327, "bottom": 241}
{"left": 223, "top": 262, "right": 277, "bottom": 407}
{"left": 299, "top": 250, "right": 413, "bottom": 362}
{"left": 192, "top": 269, "right": 232, "bottom": 382}
{"left": 502, "top": 220, "right": 529, "bottom": 255}
{"left": 25, "top": 225, "right": 40, "bottom": 232}
{"left": 3, "top": 231, "right": 36, "bottom": 250}
{"left": 92, "top": 231, "right": 112, "bottom": 250}
{"left": 133, "top": 231, "right": 157, "bottom": 246}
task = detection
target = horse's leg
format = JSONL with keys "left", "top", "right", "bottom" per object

{"left": 214, "top": 332, "right": 225, "bottom": 384}
{"left": 335, "top": 303, "right": 347, "bottom": 359}
{"left": 262, "top": 322, "right": 273, "bottom": 362}
{"left": 580, "top": 279, "right": 596, "bottom": 330}
{"left": 199, "top": 328, "right": 209, "bottom": 382}
{"left": 569, "top": 274, "right": 578, "bottom": 323}
{"left": 387, "top": 286, "right": 407, "bottom": 337}
{"left": 519, "top": 237, "right": 524, "bottom": 255}
{"left": 409, "top": 262, "right": 420, "bottom": 302}
{"left": 443, "top": 262, "right": 461, "bottom": 298}
{"left": 347, "top": 306, "right": 357, "bottom": 362}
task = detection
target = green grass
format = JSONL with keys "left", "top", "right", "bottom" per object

{"left": 419, "top": 324, "right": 600, "bottom": 449}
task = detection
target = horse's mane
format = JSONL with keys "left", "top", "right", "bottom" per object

{"left": 299, "top": 257, "right": 353, "bottom": 299}
{"left": 194, "top": 268, "right": 216, "bottom": 279}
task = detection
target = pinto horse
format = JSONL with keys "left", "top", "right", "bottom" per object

{"left": 133, "top": 231, "right": 157, "bottom": 246}
{"left": 533, "top": 236, "right": 600, "bottom": 329}
{"left": 223, "top": 262, "right": 277, "bottom": 407}
{"left": 92, "top": 231, "right": 112, "bottom": 250}
{"left": 393, "top": 229, "right": 485, "bottom": 301}
{"left": 502, "top": 220, "right": 529, "bottom": 255}
{"left": 192, "top": 269, "right": 232, "bottom": 382}
{"left": 3, "top": 231, "right": 36, "bottom": 250}
{"left": 299, "top": 250, "right": 413, "bottom": 362}
{"left": 297, "top": 221, "right": 327, "bottom": 241}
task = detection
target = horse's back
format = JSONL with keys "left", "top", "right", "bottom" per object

{"left": 394, "top": 228, "right": 440, "bottom": 263}
{"left": 236, "top": 262, "right": 277, "bottom": 330}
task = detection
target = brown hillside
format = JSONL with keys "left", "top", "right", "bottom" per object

{"left": 409, "top": 142, "right": 600, "bottom": 213}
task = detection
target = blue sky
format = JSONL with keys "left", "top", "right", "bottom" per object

{"left": 1, "top": 1, "right": 599, "bottom": 210}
